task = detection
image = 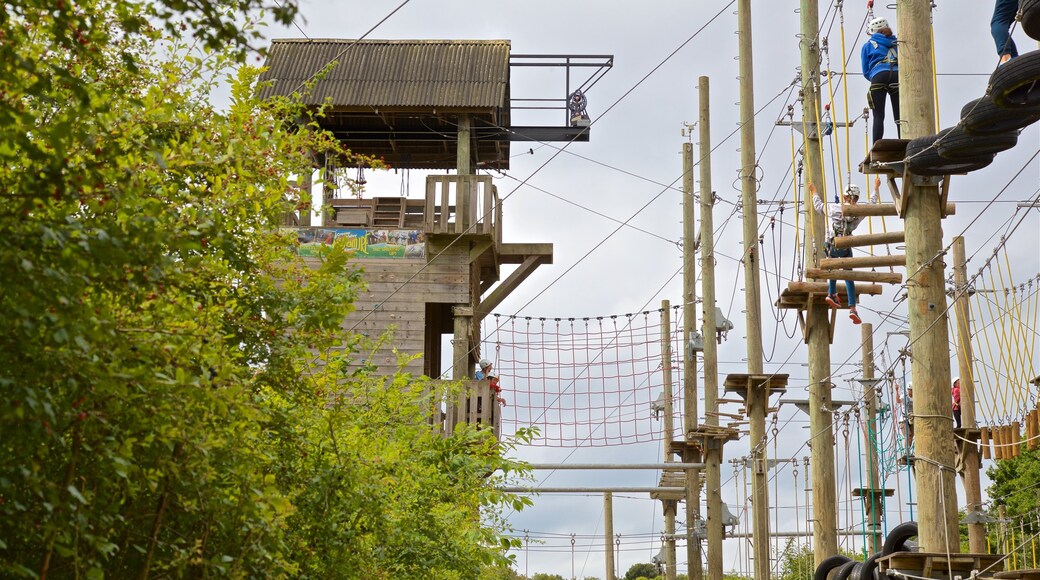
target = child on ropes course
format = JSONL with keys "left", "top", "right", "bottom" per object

{"left": 810, "top": 183, "right": 878, "bottom": 325}
{"left": 861, "top": 16, "right": 900, "bottom": 143}
{"left": 992, "top": 0, "right": 1020, "bottom": 65}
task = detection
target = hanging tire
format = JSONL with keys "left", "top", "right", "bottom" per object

{"left": 815, "top": 554, "right": 853, "bottom": 580}
{"left": 937, "top": 126, "right": 1018, "bottom": 159}
{"left": 833, "top": 560, "right": 858, "bottom": 580}
{"left": 906, "top": 133, "right": 994, "bottom": 176}
{"left": 850, "top": 552, "right": 882, "bottom": 580}
{"left": 882, "top": 521, "right": 919, "bottom": 555}
{"left": 1021, "top": 0, "right": 1040, "bottom": 41}
{"left": 989, "top": 51, "right": 1040, "bottom": 108}
{"left": 961, "top": 96, "right": 1040, "bottom": 134}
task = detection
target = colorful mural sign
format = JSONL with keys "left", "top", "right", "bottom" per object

{"left": 292, "top": 228, "right": 426, "bottom": 259}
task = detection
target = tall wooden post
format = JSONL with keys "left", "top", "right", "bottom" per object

{"left": 457, "top": 114, "right": 472, "bottom": 175}
{"left": 798, "top": 0, "right": 839, "bottom": 566}
{"left": 898, "top": 0, "right": 959, "bottom": 552}
{"left": 861, "top": 324, "right": 883, "bottom": 554}
{"left": 954, "top": 236, "right": 986, "bottom": 551}
{"left": 661, "top": 301, "right": 677, "bottom": 580}
{"left": 452, "top": 306, "right": 473, "bottom": 380}
{"left": 605, "top": 492, "right": 616, "bottom": 580}
{"left": 683, "top": 141, "right": 703, "bottom": 580}
{"left": 698, "top": 77, "right": 724, "bottom": 580}
{"left": 748, "top": 379, "right": 770, "bottom": 579}
{"left": 737, "top": 0, "right": 769, "bottom": 576}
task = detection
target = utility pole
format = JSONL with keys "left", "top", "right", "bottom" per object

{"left": 953, "top": 236, "right": 985, "bottom": 551}
{"left": 605, "top": 492, "right": 615, "bottom": 580}
{"left": 661, "top": 300, "right": 677, "bottom": 580}
{"left": 736, "top": 0, "right": 769, "bottom": 576}
{"left": 698, "top": 77, "right": 725, "bottom": 580}
{"left": 682, "top": 140, "right": 703, "bottom": 580}
{"left": 898, "top": 0, "right": 959, "bottom": 552}
{"left": 860, "top": 324, "right": 884, "bottom": 554}
{"left": 798, "top": 0, "right": 838, "bottom": 566}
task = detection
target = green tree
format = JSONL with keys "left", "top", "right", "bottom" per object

{"left": 625, "top": 561, "right": 661, "bottom": 580}
{"left": 0, "top": 1, "right": 531, "bottom": 578}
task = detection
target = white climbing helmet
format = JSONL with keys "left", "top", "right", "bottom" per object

{"left": 845, "top": 185, "right": 861, "bottom": 199}
{"left": 479, "top": 358, "right": 492, "bottom": 369}
{"left": 868, "top": 16, "right": 890, "bottom": 34}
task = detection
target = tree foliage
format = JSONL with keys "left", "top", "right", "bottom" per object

{"left": 0, "top": 1, "right": 531, "bottom": 578}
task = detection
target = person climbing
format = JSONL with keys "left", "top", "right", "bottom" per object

{"left": 810, "top": 183, "right": 878, "bottom": 325}
{"left": 896, "top": 384, "right": 914, "bottom": 449}
{"left": 952, "top": 376, "right": 962, "bottom": 428}
{"left": 475, "top": 358, "right": 493, "bottom": 380}
{"left": 861, "top": 16, "right": 900, "bottom": 143}
{"left": 992, "top": 0, "right": 1020, "bottom": 65}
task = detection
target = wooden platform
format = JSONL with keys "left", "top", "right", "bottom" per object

{"left": 994, "top": 570, "right": 1040, "bottom": 579}
{"left": 651, "top": 468, "right": 688, "bottom": 501}
{"left": 859, "top": 138, "right": 909, "bottom": 175}
{"left": 723, "top": 374, "right": 789, "bottom": 399}
{"left": 877, "top": 551, "right": 1004, "bottom": 577}
{"left": 777, "top": 282, "right": 883, "bottom": 311}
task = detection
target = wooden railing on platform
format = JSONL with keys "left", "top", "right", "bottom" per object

{"left": 426, "top": 380, "right": 502, "bottom": 439}
{"left": 425, "top": 175, "right": 499, "bottom": 239}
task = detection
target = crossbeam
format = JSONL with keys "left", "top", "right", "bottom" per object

{"left": 840, "top": 202, "right": 956, "bottom": 217}
{"left": 806, "top": 268, "right": 902, "bottom": 284}
{"left": 785, "top": 281, "right": 884, "bottom": 295}
{"left": 820, "top": 254, "right": 906, "bottom": 269}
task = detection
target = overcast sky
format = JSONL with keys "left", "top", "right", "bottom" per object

{"left": 267, "top": 1, "right": 1040, "bottom": 577}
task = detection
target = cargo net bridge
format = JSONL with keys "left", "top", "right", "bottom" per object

{"left": 481, "top": 306, "right": 691, "bottom": 447}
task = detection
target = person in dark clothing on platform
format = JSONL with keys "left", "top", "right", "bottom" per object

{"left": 992, "top": 0, "right": 1020, "bottom": 65}
{"left": 862, "top": 16, "right": 900, "bottom": 143}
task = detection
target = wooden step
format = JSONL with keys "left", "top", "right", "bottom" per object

{"left": 840, "top": 202, "right": 956, "bottom": 217}
{"left": 820, "top": 254, "right": 906, "bottom": 270}
{"left": 833, "top": 231, "right": 905, "bottom": 249}
{"left": 806, "top": 268, "right": 902, "bottom": 284}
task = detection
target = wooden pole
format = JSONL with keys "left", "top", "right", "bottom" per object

{"left": 838, "top": 202, "right": 956, "bottom": 217}
{"left": 819, "top": 254, "right": 906, "bottom": 269}
{"left": 452, "top": 306, "right": 472, "bottom": 380}
{"left": 799, "top": 0, "right": 839, "bottom": 566}
{"left": 737, "top": 0, "right": 769, "bottom": 575}
{"left": 683, "top": 139, "right": 704, "bottom": 580}
{"left": 898, "top": 0, "right": 960, "bottom": 553}
{"left": 747, "top": 378, "right": 770, "bottom": 579}
{"left": 953, "top": 237, "right": 986, "bottom": 552}
{"left": 861, "top": 324, "right": 883, "bottom": 554}
{"left": 833, "top": 230, "right": 905, "bottom": 248}
{"left": 456, "top": 114, "right": 471, "bottom": 175}
{"left": 605, "top": 492, "right": 615, "bottom": 580}
{"left": 698, "top": 76, "right": 724, "bottom": 580}
{"left": 661, "top": 301, "right": 677, "bottom": 580}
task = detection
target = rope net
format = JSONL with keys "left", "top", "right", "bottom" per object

{"left": 485, "top": 307, "right": 686, "bottom": 447}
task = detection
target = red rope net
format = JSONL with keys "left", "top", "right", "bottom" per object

{"left": 485, "top": 307, "right": 687, "bottom": 447}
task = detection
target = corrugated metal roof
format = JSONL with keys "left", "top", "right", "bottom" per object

{"left": 258, "top": 39, "right": 510, "bottom": 109}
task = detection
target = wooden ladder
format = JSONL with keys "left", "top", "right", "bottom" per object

{"left": 372, "top": 197, "right": 405, "bottom": 227}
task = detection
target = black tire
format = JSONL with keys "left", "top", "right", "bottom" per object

{"left": 961, "top": 96, "right": 1040, "bottom": 134}
{"left": 815, "top": 554, "right": 853, "bottom": 580}
{"left": 882, "top": 521, "right": 919, "bottom": 555}
{"left": 989, "top": 51, "right": 1040, "bottom": 108}
{"left": 1022, "top": 0, "right": 1040, "bottom": 41}
{"left": 850, "top": 552, "right": 881, "bottom": 580}
{"left": 937, "top": 126, "right": 1018, "bottom": 159}
{"left": 906, "top": 133, "right": 994, "bottom": 176}
{"left": 833, "top": 560, "right": 858, "bottom": 580}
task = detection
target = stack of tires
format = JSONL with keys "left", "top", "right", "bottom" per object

{"left": 906, "top": 0, "right": 1040, "bottom": 176}
{"left": 812, "top": 521, "right": 917, "bottom": 580}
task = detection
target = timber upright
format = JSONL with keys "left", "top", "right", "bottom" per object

{"left": 258, "top": 40, "right": 611, "bottom": 433}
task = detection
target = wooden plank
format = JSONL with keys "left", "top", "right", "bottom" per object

{"left": 362, "top": 281, "right": 470, "bottom": 295}
{"left": 819, "top": 254, "right": 906, "bottom": 269}
{"left": 806, "top": 268, "right": 902, "bottom": 284}
{"left": 785, "top": 282, "right": 884, "bottom": 295}
{"left": 833, "top": 231, "right": 905, "bottom": 249}
{"left": 439, "top": 176, "right": 450, "bottom": 233}
{"left": 425, "top": 177, "right": 436, "bottom": 230}
{"left": 362, "top": 271, "right": 467, "bottom": 284}
{"left": 839, "top": 202, "right": 956, "bottom": 217}
{"left": 498, "top": 242, "right": 554, "bottom": 264}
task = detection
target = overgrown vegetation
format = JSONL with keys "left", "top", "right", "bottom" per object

{"left": 0, "top": 1, "right": 531, "bottom": 577}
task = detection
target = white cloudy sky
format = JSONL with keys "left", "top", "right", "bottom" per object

{"left": 264, "top": 1, "right": 1040, "bottom": 577}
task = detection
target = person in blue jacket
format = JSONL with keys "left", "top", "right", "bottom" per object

{"left": 992, "top": 0, "right": 1019, "bottom": 65}
{"left": 861, "top": 16, "right": 900, "bottom": 143}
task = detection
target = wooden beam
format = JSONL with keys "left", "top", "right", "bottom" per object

{"left": 786, "top": 282, "right": 884, "bottom": 295}
{"left": 806, "top": 268, "right": 903, "bottom": 284}
{"left": 468, "top": 239, "right": 493, "bottom": 263}
{"left": 840, "top": 202, "right": 956, "bottom": 217}
{"left": 474, "top": 255, "right": 542, "bottom": 321}
{"left": 498, "top": 242, "right": 553, "bottom": 264}
{"left": 834, "top": 231, "right": 905, "bottom": 248}
{"left": 820, "top": 254, "right": 906, "bottom": 270}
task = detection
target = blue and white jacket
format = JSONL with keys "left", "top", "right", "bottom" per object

{"left": 861, "top": 33, "right": 898, "bottom": 81}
